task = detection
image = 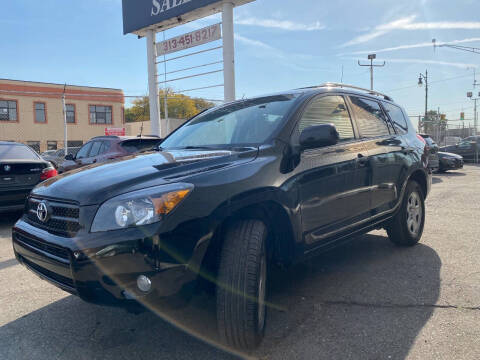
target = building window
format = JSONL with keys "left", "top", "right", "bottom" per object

{"left": 89, "top": 105, "right": 112, "bottom": 124}
{"left": 0, "top": 100, "right": 18, "bottom": 121}
{"left": 34, "top": 102, "right": 47, "bottom": 123}
{"left": 66, "top": 104, "right": 76, "bottom": 123}
{"left": 67, "top": 140, "right": 83, "bottom": 147}
{"left": 27, "top": 141, "right": 40, "bottom": 153}
{"left": 47, "top": 141, "right": 58, "bottom": 150}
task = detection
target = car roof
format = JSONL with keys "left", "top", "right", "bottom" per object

{"left": 0, "top": 141, "right": 25, "bottom": 146}
{"left": 218, "top": 83, "right": 397, "bottom": 110}
{"left": 90, "top": 136, "right": 161, "bottom": 142}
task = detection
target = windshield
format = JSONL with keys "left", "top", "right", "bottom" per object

{"left": 0, "top": 144, "right": 39, "bottom": 160}
{"left": 160, "top": 95, "right": 299, "bottom": 150}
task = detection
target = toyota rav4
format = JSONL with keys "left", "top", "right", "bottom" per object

{"left": 12, "top": 83, "right": 431, "bottom": 350}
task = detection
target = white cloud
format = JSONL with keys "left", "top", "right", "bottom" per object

{"left": 234, "top": 34, "right": 278, "bottom": 52}
{"left": 342, "top": 15, "right": 480, "bottom": 47}
{"left": 342, "top": 37, "right": 480, "bottom": 55}
{"left": 386, "top": 58, "right": 478, "bottom": 69}
{"left": 235, "top": 17, "right": 325, "bottom": 31}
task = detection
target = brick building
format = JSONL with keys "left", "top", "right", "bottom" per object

{"left": 0, "top": 79, "right": 124, "bottom": 152}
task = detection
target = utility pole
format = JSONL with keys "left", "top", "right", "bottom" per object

{"left": 358, "top": 54, "right": 385, "bottom": 90}
{"left": 418, "top": 70, "right": 428, "bottom": 133}
{"left": 467, "top": 91, "right": 479, "bottom": 163}
{"left": 62, "top": 84, "right": 68, "bottom": 156}
{"left": 433, "top": 39, "right": 480, "bottom": 55}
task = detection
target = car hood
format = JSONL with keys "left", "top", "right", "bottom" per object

{"left": 32, "top": 149, "right": 257, "bottom": 205}
{"left": 438, "top": 151, "right": 462, "bottom": 159}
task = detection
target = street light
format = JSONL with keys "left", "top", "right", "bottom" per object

{"left": 418, "top": 75, "right": 423, "bottom": 87}
{"left": 358, "top": 53, "right": 385, "bottom": 90}
{"left": 418, "top": 70, "right": 428, "bottom": 132}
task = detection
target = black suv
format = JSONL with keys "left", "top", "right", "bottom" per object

{"left": 13, "top": 83, "right": 431, "bottom": 350}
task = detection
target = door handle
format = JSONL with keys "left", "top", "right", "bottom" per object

{"left": 357, "top": 153, "right": 369, "bottom": 166}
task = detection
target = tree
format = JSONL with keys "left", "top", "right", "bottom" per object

{"left": 125, "top": 97, "right": 149, "bottom": 123}
{"left": 125, "top": 90, "right": 214, "bottom": 123}
{"left": 423, "top": 110, "right": 447, "bottom": 138}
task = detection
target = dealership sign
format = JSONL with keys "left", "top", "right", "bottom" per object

{"left": 105, "top": 128, "right": 126, "bottom": 136}
{"left": 156, "top": 23, "right": 221, "bottom": 55}
{"left": 122, "top": 0, "right": 253, "bottom": 35}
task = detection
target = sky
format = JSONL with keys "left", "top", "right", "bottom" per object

{"left": 1, "top": 0, "right": 480, "bottom": 130}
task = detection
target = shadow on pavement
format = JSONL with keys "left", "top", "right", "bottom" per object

{"left": 435, "top": 171, "right": 466, "bottom": 177}
{"left": 0, "top": 233, "right": 441, "bottom": 360}
{"left": 432, "top": 177, "right": 443, "bottom": 184}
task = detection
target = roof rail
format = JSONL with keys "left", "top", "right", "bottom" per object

{"left": 299, "top": 82, "right": 394, "bottom": 101}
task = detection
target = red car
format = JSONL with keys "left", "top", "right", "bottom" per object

{"left": 59, "top": 136, "right": 162, "bottom": 173}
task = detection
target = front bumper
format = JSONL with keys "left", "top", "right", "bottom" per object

{"left": 0, "top": 187, "right": 33, "bottom": 213}
{"left": 12, "top": 219, "right": 210, "bottom": 306}
{"left": 440, "top": 157, "right": 464, "bottom": 170}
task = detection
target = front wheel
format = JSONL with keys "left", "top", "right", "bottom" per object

{"left": 216, "top": 219, "right": 268, "bottom": 350}
{"left": 386, "top": 180, "right": 425, "bottom": 246}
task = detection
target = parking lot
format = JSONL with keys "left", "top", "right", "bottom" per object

{"left": 0, "top": 165, "right": 479, "bottom": 360}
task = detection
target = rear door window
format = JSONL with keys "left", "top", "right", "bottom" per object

{"left": 383, "top": 102, "right": 408, "bottom": 134}
{"left": 121, "top": 139, "right": 161, "bottom": 154}
{"left": 349, "top": 96, "right": 391, "bottom": 138}
{"left": 297, "top": 95, "right": 355, "bottom": 141}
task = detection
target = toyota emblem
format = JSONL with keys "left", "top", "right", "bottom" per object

{"left": 4, "top": 165, "right": 11, "bottom": 172}
{"left": 36, "top": 201, "right": 49, "bottom": 222}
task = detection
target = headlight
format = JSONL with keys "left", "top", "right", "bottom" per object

{"left": 91, "top": 183, "right": 193, "bottom": 232}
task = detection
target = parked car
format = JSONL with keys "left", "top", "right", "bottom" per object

{"left": 443, "top": 136, "right": 462, "bottom": 147}
{"left": 58, "top": 136, "right": 162, "bottom": 173}
{"left": 0, "top": 141, "right": 57, "bottom": 213}
{"left": 12, "top": 83, "right": 431, "bottom": 350}
{"left": 419, "top": 134, "right": 439, "bottom": 171}
{"left": 437, "top": 152, "right": 464, "bottom": 172}
{"left": 40, "top": 150, "right": 57, "bottom": 157}
{"left": 42, "top": 147, "right": 80, "bottom": 169}
{"left": 440, "top": 136, "right": 479, "bottom": 162}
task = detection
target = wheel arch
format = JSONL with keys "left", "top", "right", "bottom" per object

{"left": 201, "top": 190, "right": 299, "bottom": 284}
{"left": 408, "top": 169, "right": 429, "bottom": 199}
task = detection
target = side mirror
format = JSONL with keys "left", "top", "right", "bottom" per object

{"left": 299, "top": 124, "right": 339, "bottom": 151}
{"left": 65, "top": 154, "right": 74, "bottom": 161}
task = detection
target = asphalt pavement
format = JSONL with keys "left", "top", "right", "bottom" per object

{"left": 1, "top": 165, "right": 479, "bottom": 360}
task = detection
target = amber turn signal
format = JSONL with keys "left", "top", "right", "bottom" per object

{"left": 152, "top": 189, "right": 192, "bottom": 215}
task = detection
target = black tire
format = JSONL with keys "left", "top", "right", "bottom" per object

{"left": 386, "top": 180, "right": 425, "bottom": 247}
{"left": 216, "top": 219, "right": 268, "bottom": 350}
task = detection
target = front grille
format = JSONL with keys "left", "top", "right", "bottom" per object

{"left": 26, "top": 197, "right": 81, "bottom": 237}
{"left": 14, "top": 232, "right": 70, "bottom": 261}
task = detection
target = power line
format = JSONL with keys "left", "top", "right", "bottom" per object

{"left": 387, "top": 73, "right": 472, "bottom": 92}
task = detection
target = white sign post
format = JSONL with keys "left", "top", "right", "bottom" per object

{"left": 122, "top": 0, "right": 255, "bottom": 138}
{"left": 146, "top": 30, "right": 162, "bottom": 137}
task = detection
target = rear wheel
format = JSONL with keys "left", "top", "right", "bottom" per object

{"left": 216, "top": 219, "right": 268, "bottom": 350}
{"left": 386, "top": 180, "right": 425, "bottom": 246}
